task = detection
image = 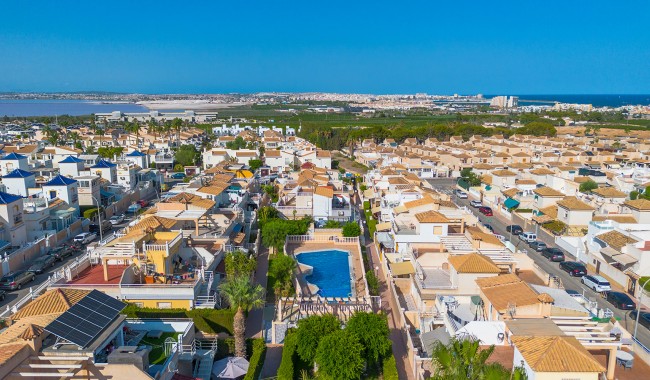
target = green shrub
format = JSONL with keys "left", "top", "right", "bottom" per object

{"left": 363, "top": 201, "right": 370, "bottom": 210}
{"left": 516, "top": 208, "right": 533, "bottom": 213}
{"left": 543, "top": 220, "right": 567, "bottom": 235}
{"left": 382, "top": 355, "right": 399, "bottom": 380}
{"left": 366, "top": 270, "right": 380, "bottom": 296}
{"left": 278, "top": 331, "right": 298, "bottom": 380}
{"left": 244, "top": 339, "right": 266, "bottom": 380}
{"left": 342, "top": 222, "right": 361, "bottom": 237}
{"left": 83, "top": 207, "right": 99, "bottom": 219}
{"left": 122, "top": 305, "right": 235, "bottom": 335}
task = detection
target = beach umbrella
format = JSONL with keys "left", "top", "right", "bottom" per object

{"left": 211, "top": 356, "right": 249, "bottom": 379}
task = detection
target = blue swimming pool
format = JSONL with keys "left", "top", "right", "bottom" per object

{"left": 296, "top": 249, "right": 352, "bottom": 298}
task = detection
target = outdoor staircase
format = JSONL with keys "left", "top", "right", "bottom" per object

{"left": 195, "top": 271, "right": 217, "bottom": 309}
{"left": 193, "top": 338, "right": 218, "bottom": 379}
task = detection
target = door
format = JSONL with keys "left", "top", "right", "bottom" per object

{"left": 628, "top": 277, "right": 636, "bottom": 295}
{"left": 595, "top": 261, "right": 601, "bottom": 274}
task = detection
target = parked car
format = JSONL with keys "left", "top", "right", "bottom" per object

{"left": 528, "top": 241, "right": 547, "bottom": 251}
{"left": 455, "top": 190, "right": 468, "bottom": 199}
{"left": 581, "top": 274, "right": 611, "bottom": 293}
{"left": 0, "top": 270, "right": 35, "bottom": 290}
{"left": 109, "top": 214, "right": 125, "bottom": 225}
{"left": 127, "top": 203, "right": 142, "bottom": 213}
{"left": 89, "top": 220, "right": 112, "bottom": 234}
{"left": 137, "top": 199, "right": 149, "bottom": 208}
{"left": 469, "top": 200, "right": 482, "bottom": 208}
{"left": 506, "top": 225, "right": 523, "bottom": 235}
{"left": 28, "top": 255, "right": 57, "bottom": 274}
{"left": 484, "top": 224, "right": 494, "bottom": 233}
{"left": 170, "top": 172, "right": 186, "bottom": 179}
{"left": 478, "top": 207, "right": 493, "bottom": 216}
{"left": 559, "top": 261, "right": 587, "bottom": 277}
{"left": 519, "top": 232, "right": 537, "bottom": 243}
{"left": 606, "top": 291, "right": 636, "bottom": 310}
{"left": 47, "top": 246, "right": 75, "bottom": 261}
{"left": 74, "top": 232, "right": 97, "bottom": 244}
{"left": 630, "top": 310, "right": 650, "bottom": 329}
{"left": 565, "top": 289, "right": 584, "bottom": 302}
{"left": 541, "top": 248, "right": 565, "bottom": 262}
{"left": 0, "top": 289, "right": 5, "bottom": 301}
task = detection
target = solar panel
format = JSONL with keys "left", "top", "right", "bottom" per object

{"left": 44, "top": 290, "right": 126, "bottom": 348}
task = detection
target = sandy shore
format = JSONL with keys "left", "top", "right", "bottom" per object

{"left": 138, "top": 100, "right": 251, "bottom": 111}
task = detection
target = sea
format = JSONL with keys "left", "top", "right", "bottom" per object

{"left": 506, "top": 94, "right": 650, "bottom": 108}
{"left": 0, "top": 99, "right": 149, "bottom": 117}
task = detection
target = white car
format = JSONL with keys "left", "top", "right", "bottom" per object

{"left": 469, "top": 200, "right": 482, "bottom": 207}
{"left": 109, "top": 214, "right": 125, "bottom": 225}
{"left": 581, "top": 274, "right": 611, "bottom": 293}
{"left": 455, "top": 190, "right": 468, "bottom": 199}
{"left": 74, "top": 232, "right": 97, "bottom": 244}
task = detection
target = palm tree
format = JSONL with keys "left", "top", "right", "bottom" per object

{"left": 218, "top": 275, "right": 264, "bottom": 358}
{"left": 430, "top": 338, "right": 513, "bottom": 380}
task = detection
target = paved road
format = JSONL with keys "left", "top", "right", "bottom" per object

{"left": 444, "top": 189, "right": 650, "bottom": 349}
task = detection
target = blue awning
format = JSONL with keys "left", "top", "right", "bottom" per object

{"left": 100, "top": 189, "right": 114, "bottom": 198}
{"left": 232, "top": 224, "right": 243, "bottom": 234}
{"left": 504, "top": 198, "right": 520, "bottom": 209}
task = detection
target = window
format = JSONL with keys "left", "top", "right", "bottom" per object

{"left": 157, "top": 302, "right": 172, "bottom": 309}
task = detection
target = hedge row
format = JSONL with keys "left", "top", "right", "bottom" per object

{"left": 244, "top": 339, "right": 266, "bottom": 380}
{"left": 122, "top": 305, "right": 235, "bottom": 335}
{"left": 382, "top": 355, "right": 399, "bottom": 380}
{"left": 277, "top": 331, "right": 298, "bottom": 380}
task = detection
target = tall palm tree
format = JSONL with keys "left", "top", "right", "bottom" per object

{"left": 430, "top": 338, "right": 514, "bottom": 380}
{"left": 219, "top": 275, "right": 264, "bottom": 358}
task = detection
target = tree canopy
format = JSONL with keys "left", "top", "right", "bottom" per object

{"left": 261, "top": 217, "right": 311, "bottom": 252}
{"left": 295, "top": 314, "right": 341, "bottom": 363}
{"left": 314, "top": 330, "right": 365, "bottom": 380}
{"left": 579, "top": 179, "right": 599, "bottom": 193}
{"left": 346, "top": 312, "right": 392, "bottom": 366}
{"left": 248, "top": 159, "right": 263, "bottom": 171}
{"left": 342, "top": 222, "right": 361, "bottom": 237}
{"left": 224, "top": 250, "right": 257, "bottom": 279}
{"left": 175, "top": 144, "right": 199, "bottom": 167}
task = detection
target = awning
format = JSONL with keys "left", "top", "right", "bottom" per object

{"left": 371, "top": 206, "right": 381, "bottom": 214}
{"left": 504, "top": 198, "right": 520, "bottom": 209}
{"left": 612, "top": 253, "right": 638, "bottom": 266}
{"left": 391, "top": 262, "right": 415, "bottom": 276}
{"left": 393, "top": 205, "right": 407, "bottom": 214}
{"left": 376, "top": 222, "right": 392, "bottom": 232}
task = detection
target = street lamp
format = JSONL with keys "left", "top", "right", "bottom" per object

{"left": 91, "top": 195, "right": 104, "bottom": 242}
{"left": 634, "top": 277, "right": 650, "bottom": 340}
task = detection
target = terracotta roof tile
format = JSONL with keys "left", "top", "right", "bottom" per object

{"left": 314, "top": 186, "right": 334, "bottom": 198}
{"left": 557, "top": 196, "right": 595, "bottom": 211}
{"left": 596, "top": 230, "right": 638, "bottom": 251}
{"left": 11, "top": 289, "right": 90, "bottom": 321}
{"left": 414, "top": 210, "right": 450, "bottom": 223}
{"left": 511, "top": 336, "right": 605, "bottom": 373}
{"left": 591, "top": 187, "right": 626, "bottom": 198}
{"left": 624, "top": 199, "right": 650, "bottom": 211}
{"left": 0, "top": 343, "right": 30, "bottom": 366}
{"left": 533, "top": 187, "right": 565, "bottom": 197}
{"left": 448, "top": 253, "right": 500, "bottom": 274}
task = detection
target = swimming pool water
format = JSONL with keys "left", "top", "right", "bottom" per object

{"left": 296, "top": 249, "right": 352, "bottom": 298}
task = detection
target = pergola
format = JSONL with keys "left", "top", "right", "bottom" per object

{"left": 154, "top": 210, "right": 210, "bottom": 235}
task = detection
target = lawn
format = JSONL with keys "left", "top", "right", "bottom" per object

{"left": 140, "top": 332, "right": 177, "bottom": 365}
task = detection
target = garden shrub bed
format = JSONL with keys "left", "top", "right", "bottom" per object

{"left": 122, "top": 305, "right": 235, "bottom": 335}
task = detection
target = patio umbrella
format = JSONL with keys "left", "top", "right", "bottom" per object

{"left": 211, "top": 356, "right": 249, "bottom": 379}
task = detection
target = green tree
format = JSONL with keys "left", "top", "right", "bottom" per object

{"left": 346, "top": 312, "right": 392, "bottom": 367}
{"left": 258, "top": 206, "right": 279, "bottom": 225}
{"left": 342, "top": 222, "right": 361, "bottom": 237}
{"left": 248, "top": 159, "right": 263, "bottom": 171}
{"left": 261, "top": 218, "right": 310, "bottom": 252}
{"left": 323, "top": 220, "right": 341, "bottom": 228}
{"left": 579, "top": 179, "right": 598, "bottom": 193}
{"left": 225, "top": 250, "right": 257, "bottom": 279}
{"left": 218, "top": 276, "right": 264, "bottom": 358}
{"left": 175, "top": 144, "right": 199, "bottom": 167}
{"left": 429, "top": 338, "right": 509, "bottom": 380}
{"left": 296, "top": 314, "right": 341, "bottom": 363}
{"left": 314, "top": 330, "right": 365, "bottom": 380}
{"left": 460, "top": 168, "right": 482, "bottom": 187}
{"left": 269, "top": 254, "right": 297, "bottom": 297}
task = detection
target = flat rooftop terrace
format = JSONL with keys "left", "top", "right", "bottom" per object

{"left": 68, "top": 264, "right": 128, "bottom": 285}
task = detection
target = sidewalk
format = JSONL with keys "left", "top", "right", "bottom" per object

{"left": 246, "top": 246, "right": 269, "bottom": 339}
{"left": 367, "top": 241, "right": 415, "bottom": 380}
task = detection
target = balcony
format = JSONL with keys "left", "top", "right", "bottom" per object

{"left": 395, "top": 223, "right": 419, "bottom": 235}
{"left": 416, "top": 266, "right": 455, "bottom": 290}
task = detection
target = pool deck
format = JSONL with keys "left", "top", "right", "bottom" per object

{"left": 286, "top": 241, "right": 367, "bottom": 297}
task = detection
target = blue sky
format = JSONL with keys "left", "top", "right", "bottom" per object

{"left": 1, "top": 1, "right": 648, "bottom": 94}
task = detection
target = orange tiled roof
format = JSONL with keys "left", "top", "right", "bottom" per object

{"left": 0, "top": 342, "right": 31, "bottom": 366}
{"left": 10, "top": 288, "right": 90, "bottom": 321}
{"left": 414, "top": 210, "right": 450, "bottom": 223}
{"left": 448, "top": 253, "right": 500, "bottom": 274}
{"left": 511, "top": 336, "right": 605, "bottom": 373}
{"left": 624, "top": 198, "right": 650, "bottom": 211}
{"left": 533, "top": 187, "right": 565, "bottom": 197}
{"left": 314, "top": 186, "right": 334, "bottom": 198}
{"left": 596, "top": 230, "right": 638, "bottom": 251}
{"left": 557, "top": 196, "right": 594, "bottom": 211}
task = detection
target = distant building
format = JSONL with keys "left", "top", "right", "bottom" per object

{"left": 490, "top": 96, "right": 518, "bottom": 109}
